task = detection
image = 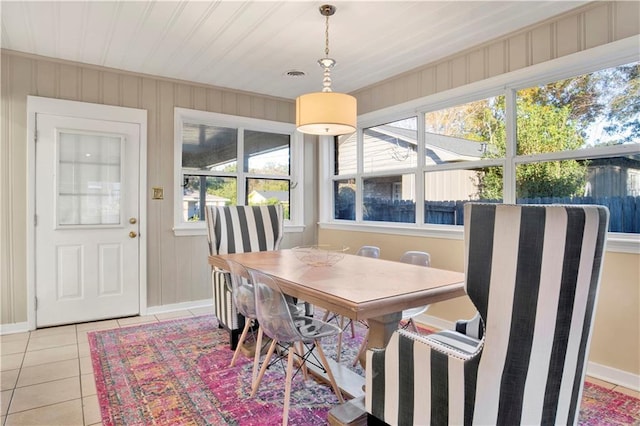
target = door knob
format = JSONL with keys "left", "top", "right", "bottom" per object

{"left": 129, "top": 218, "right": 137, "bottom": 224}
{"left": 129, "top": 231, "right": 138, "bottom": 238}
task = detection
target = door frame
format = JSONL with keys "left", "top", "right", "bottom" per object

{"left": 26, "top": 96, "right": 148, "bottom": 330}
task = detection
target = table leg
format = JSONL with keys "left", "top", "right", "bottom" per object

{"left": 331, "top": 311, "right": 402, "bottom": 426}
{"left": 359, "top": 311, "right": 401, "bottom": 368}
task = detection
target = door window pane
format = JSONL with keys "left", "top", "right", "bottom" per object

{"left": 244, "top": 130, "right": 290, "bottom": 175}
{"left": 182, "top": 123, "right": 237, "bottom": 172}
{"left": 363, "top": 175, "right": 415, "bottom": 223}
{"left": 57, "top": 132, "right": 122, "bottom": 226}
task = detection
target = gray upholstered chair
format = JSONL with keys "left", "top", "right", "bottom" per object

{"left": 366, "top": 203, "right": 609, "bottom": 425}
{"left": 205, "top": 204, "right": 284, "bottom": 350}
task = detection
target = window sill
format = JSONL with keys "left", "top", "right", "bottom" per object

{"left": 318, "top": 221, "right": 640, "bottom": 254}
{"left": 173, "top": 223, "right": 305, "bottom": 237}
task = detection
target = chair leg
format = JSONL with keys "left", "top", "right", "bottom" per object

{"left": 251, "top": 338, "right": 278, "bottom": 397}
{"left": 296, "top": 341, "right": 308, "bottom": 381}
{"left": 229, "top": 328, "right": 242, "bottom": 351}
{"left": 336, "top": 317, "right": 345, "bottom": 362}
{"left": 408, "top": 318, "right": 419, "bottom": 333}
{"left": 230, "top": 320, "right": 252, "bottom": 367}
{"left": 353, "top": 328, "right": 369, "bottom": 368}
{"left": 282, "top": 347, "right": 296, "bottom": 426}
{"left": 321, "top": 309, "right": 331, "bottom": 322}
{"left": 349, "top": 318, "right": 356, "bottom": 338}
{"left": 252, "top": 327, "right": 263, "bottom": 389}
{"left": 314, "top": 339, "right": 344, "bottom": 404}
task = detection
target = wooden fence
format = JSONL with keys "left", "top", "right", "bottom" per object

{"left": 337, "top": 196, "right": 640, "bottom": 233}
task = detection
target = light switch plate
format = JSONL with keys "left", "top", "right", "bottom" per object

{"left": 152, "top": 187, "right": 163, "bottom": 200}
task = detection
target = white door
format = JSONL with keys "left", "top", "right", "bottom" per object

{"left": 35, "top": 114, "right": 141, "bottom": 327}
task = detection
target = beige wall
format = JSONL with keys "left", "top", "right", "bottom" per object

{"left": 0, "top": 51, "right": 318, "bottom": 324}
{"left": 319, "top": 230, "right": 640, "bottom": 377}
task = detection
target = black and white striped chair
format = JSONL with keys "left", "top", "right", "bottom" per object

{"left": 366, "top": 203, "right": 609, "bottom": 426}
{"left": 205, "top": 204, "right": 284, "bottom": 350}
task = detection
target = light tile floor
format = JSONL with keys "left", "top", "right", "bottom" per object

{"left": 1, "top": 307, "right": 638, "bottom": 425}
{"left": 0, "top": 307, "right": 211, "bottom": 426}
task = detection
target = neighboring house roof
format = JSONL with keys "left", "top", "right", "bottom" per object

{"left": 248, "top": 190, "right": 289, "bottom": 203}
{"left": 374, "top": 125, "right": 486, "bottom": 161}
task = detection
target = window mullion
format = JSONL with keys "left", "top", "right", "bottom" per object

{"left": 504, "top": 88, "right": 517, "bottom": 204}
{"left": 355, "top": 128, "right": 364, "bottom": 222}
{"left": 416, "top": 113, "right": 426, "bottom": 225}
{"left": 237, "top": 128, "right": 246, "bottom": 205}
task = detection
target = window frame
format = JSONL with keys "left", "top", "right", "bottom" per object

{"left": 320, "top": 36, "right": 640, "bottom": 253}
{"left": 173, "top": 108, "right": 303, "bottom": 236}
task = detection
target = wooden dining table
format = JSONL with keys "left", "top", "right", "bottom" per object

{"left": 208, "top": 248, "right": 466, "bottom": 390}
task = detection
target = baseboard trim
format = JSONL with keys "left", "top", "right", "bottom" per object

{"left": 145, "top": 299, "right": 213, "bottom": 315}
{"left": 416, "top": 314, "right": 639, "bottom": 391}
{"left": 587, "top": 361, "right": 640, "bottom": 391}
{"left": 0, "top": 321, "right": 30, "bottom": 335}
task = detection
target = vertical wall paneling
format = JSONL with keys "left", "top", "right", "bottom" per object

{"left": 508, "top": 33, "right": 529, "bottom": 72}
{"left": 175, "top": 84, "right": 192, "bottom": 109}
{"left": 585, "top": 3, "right": 611, "bottom": 49}
{"left": 101, "top": 71, "right": 120, "bottom": 106}
{"left": 158, "top": 80, "right": 177, "bottom": 304}
{"left": 556, "top": 15, "right": 581, "bottom": 58}
{"left": 419, "top": 67, "right": 436, "bottom": 98}
{"left": 193, "top": 88, "right": 207, "bottom": 112}
{"left": 35, "top": 60, "right": 57, "bottom": 99}
{"left": 1, "top": 54, "right": 14, "bottom": 323}
{"left": 121, "top": 75, "right": 141, "bottom": 108}
{"left": 451, "top": 56, "right": 467, "bottom": 89}
{"left": 468, "top": 49, "right": 485, "bottom": 83}
{"left": 251, "top": 96, "right": 265, "bottom": 120}
{"left": 80, "top": 68, "right": 101, "bottom": 104}
{"left": 141, "top": 77, "right": 161, "bottom": 307}
{"left": 58, "top": 63, "right": 80, "bottom": 100}
{"left": 435, "top": 61, "right": 451, "bottom": 93}
{"left": 206, "top": 88, "right": 223, "bottom": 113}
{"left": 486, "top": 41, "right": 506, "bottom": 79}
{"left": 614, "top": 1, "right": 640, "bottom": 40}
{"left": 236, "top": 93, "right": 251, "bottom": 117}
{"left": 531, "top": 25, "right": 553, "bottom": 65}
{"left": 1, "top": 49, "right": 298, "bottom": 324}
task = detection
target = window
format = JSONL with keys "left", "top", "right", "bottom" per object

{"left": 174, "top": 108, "right": 302, "bottom": 235}
{"left": 513, "top": 64, "right": 640, "bottom": 235}
{"left": 326, "top": 46, "right": 639, "bottom": 248}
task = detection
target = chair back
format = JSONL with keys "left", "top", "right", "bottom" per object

{"left": 356, "top": 245, "right": 380, "bottom": 258}
{"left": 226, "top": 260, "right": 256, "bottom": 319}
{"left": 399, "top": 250, "right": 431, "bottom": 267}
{"left": 464, "top": 203, "right": 609, "bottom": 425}
{"left": 249, "top": 269, "right": 301, "bottom": 343}
{"left": 205, "top": 204, "right": 284, "bottom": 255}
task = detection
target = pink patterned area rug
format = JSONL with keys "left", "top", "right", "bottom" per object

{"left": 89, "top": 315, "right": 640, "bottom": 425}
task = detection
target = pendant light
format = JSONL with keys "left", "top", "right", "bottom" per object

{"left": 296, "top": 4, "right": 357, "bottom": 136}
